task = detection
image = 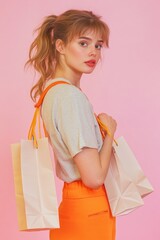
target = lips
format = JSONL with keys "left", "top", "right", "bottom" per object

{"left": 85, "top": 60, "right": 96, "bottom": 67}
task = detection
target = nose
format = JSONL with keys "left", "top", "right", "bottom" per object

{"left": 88, "top": 46, "right": 97, "bottom": 57}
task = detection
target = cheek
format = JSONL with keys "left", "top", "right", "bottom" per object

{"left": 97, "top": 51, "right": 101, "bottom": 58}
{"left": 68, "top": 45, "right": 84, "bottom": 59}
{"left": 96, "top": 52, "right": 101, "bottom": 63}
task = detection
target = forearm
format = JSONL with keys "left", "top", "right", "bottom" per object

{"left": 99, "top": 134, "right": 114, "bottom": 181}
{"left": 73, "top": 122, "right": 116, "bottom": 189}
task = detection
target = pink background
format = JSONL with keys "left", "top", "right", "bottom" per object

{"left": 0, "top": 0, "right": 159, "bottom": 239}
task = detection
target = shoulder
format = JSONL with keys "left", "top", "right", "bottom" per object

{"left": 43, "top": 79, "right": 93, "bottom": 113}
{"left": 47, "top": 82, "right": 89, "bottom": 104}
{"left": 53, "top": 83, "right": 82, "bottom": 96}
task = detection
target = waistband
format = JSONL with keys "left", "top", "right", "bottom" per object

{"left": 63, "top": 180, "right": 106, "bottom": 199}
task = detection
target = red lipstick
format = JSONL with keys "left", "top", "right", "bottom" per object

{"left": 85, "top": 60, "right": 96, "bottom": 67}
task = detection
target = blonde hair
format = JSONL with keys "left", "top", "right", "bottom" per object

{"left": 26, "top": 9, "right": 110, "bottom": 101}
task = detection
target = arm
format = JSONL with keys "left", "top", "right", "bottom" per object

{"left": 73, "top": 113, "right": 117, "bottom": 189}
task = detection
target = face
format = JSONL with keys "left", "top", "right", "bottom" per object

{"left": 58, "top": 31, "right": 104, "bottom": 77}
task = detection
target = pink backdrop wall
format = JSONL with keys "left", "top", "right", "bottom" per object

{"left": 0, "top": 0, "right": 159, "bottom": 239}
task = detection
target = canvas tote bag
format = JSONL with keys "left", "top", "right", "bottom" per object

{"left": 11, "top": 80, "right": 69, "bottom": 230}
{"left": 97, "top": 117, "right": 154, "bottom": 216}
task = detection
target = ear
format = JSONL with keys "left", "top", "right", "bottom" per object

{"left": 55, "top": 39, "right": 66, "bottom": 54}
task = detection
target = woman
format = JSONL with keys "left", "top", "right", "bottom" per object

{"left": 27, "top": 9, "right": 117, "bottom": 240}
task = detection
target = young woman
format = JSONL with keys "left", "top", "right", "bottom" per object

{"left": 27, "top": 9, "right": 117, "bottom": 240}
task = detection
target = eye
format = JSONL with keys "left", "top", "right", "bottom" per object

{"left": 79, "top": 41, "right": 88, "bottom": 47}
{"left": 95, "top": 44, "right": 103, "bottom": 50}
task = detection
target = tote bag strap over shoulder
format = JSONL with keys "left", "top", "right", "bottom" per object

{"left": 34, "top": 80, "right": 70, "bottom": 108}
{"left": 28, "top": 81, "right": 70, "bottom": 147}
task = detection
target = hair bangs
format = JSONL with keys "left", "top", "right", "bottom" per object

{"left": 67, "top": 19, "right": 110, "bottom": 47}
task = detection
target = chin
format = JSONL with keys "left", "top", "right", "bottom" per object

{"left": 74, "top": 67, "right": 95, "bottom": 75}
{"left": 84, "top": 69, "right": 95, "bottom": 74}
{"left": 84, "top": 72, "right": 93, "bottom": 75}
{"left": 82, "top": 67, "right": 95, "bottom": 74}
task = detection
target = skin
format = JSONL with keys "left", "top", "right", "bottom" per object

{"left": 54, "top": 31, "right": 103, "bottom": 87}
{"left": 54, "top": 31, "right": 117, "bottom": 189}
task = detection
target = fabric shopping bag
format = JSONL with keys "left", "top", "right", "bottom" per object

{"left": 112, "top": 137, "right": 154, "bottom": 198}
{"left": 11, "top": 81, "right": 69, "bottom": 230}
{"left": 11, "top": 138, "right": 59, "bottom": 230}
{"left": 97, "top": 117, "right": 154, "bottom": 217}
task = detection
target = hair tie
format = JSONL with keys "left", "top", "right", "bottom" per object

{"left": 50, "top": 29, "right": 54, "bottom": 44}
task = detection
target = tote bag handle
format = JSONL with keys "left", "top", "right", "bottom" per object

{"left": 28, "top": 81, "right": 70, "bottom": 147}
{"left": 96, "top": 116, "right": 118, "bottom": 146}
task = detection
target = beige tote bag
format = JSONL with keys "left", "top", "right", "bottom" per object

{"left": 11, "top": 138, "right": 59, "bottom": 230}
{"left": 97, "top": 118, "right": 154, "bottom": 216}
{"left": 11, "top": 81, "right": 69, "bottom": 230}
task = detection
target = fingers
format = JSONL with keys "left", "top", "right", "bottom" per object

{"left": 97, "top": 113, "right": 117, "bottom": 136}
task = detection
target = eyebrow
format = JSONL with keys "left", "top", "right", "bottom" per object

{"left": 78, "top": 36, "right": 104, "bottom": 43}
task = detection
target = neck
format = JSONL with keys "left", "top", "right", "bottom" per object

{"left": 54, "top": 65, "right": 82, "bottom": 88}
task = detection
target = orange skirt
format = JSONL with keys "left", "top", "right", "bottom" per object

{"left": 50, "top": 180, "right": 116, "bottom": 240}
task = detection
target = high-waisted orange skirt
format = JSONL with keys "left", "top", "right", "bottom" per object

{"left": 50, "top": 180, "right": 116, "bottom": 240}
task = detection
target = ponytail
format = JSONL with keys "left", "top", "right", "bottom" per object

{"left": 26, "top": 15, "right": 57, "bottom": 101}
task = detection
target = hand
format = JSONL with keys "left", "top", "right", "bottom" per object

{"left": 97, "top": 113, "right": 117, "bottom": 137}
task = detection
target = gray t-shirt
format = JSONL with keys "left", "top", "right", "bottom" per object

{"left": 41, "top": 78, "right": 103, "bottom": 182}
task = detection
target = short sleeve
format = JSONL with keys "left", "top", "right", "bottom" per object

{"left": 54, "top": 87, "right": 98, "bottom": 157}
